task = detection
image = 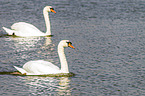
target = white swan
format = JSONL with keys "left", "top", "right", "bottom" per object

{"left": 13, "top": 40, "right": 75, "bottom": 75}
{"left": 2, "top": 6, "right": 56, "bottom": 37}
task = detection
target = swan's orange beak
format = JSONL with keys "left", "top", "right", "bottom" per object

{"left": 51, "top": 9, "right": 56, "bottom": 13}
{"left": 68, "top": 43, "right": 75, "bottom": 49}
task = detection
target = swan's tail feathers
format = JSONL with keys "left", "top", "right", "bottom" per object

{"left": 14, "top": 66, "right": 27, "bottom": 75}
{"left": 2, "top": 27, "right": 15, "bottom": 35}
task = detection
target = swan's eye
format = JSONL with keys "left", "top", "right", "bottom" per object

{"left": 50, "top": 8, "right": 54, "bottom": 10}
{"left": 67, "top": 42, "right": 72, "bottom": 45}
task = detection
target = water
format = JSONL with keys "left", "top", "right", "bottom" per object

{"left": 1, "top": 0, "right": 145, "bottom": 95}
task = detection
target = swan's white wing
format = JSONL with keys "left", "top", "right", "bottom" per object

{"left": 11, "top": 22, "right": 40, "bottom": 32}
{"left": 11, "top": 22, "right": 46, "bottom": 36}
{"left": 14, "top": 66, "right": 27, "bottom": 74}
{"left": 23, "top": 60, "right": 61, "bottom": 75}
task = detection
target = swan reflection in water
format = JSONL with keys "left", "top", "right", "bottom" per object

{"left": 11, "top": 36, "right": 52, "bottom": 51}
{"left": 10, "top": 36, "right": 53, "bottom": 59}
{"left": 57, "top": 77, "right": 71, "bottom": 95}
{"left": 24, "top": 76, "right": 71, "bottom": 95}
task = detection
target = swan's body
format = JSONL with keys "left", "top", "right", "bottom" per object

{"left": 2, "top": 6, "right": 56, "bottom": 37}
{"left": 14, "top": 60, "right": 61, "bottom": 75}
{"left": 14, "top": 40, "right": 75, "bottom": 75}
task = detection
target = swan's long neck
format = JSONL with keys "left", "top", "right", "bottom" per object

{"left": 43, "top": 10, "right": 51, "bottom": 35}
{"left": 58, "top": 45, "right": 69, "bottom": 73}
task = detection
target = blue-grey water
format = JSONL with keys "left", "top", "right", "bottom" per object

{"left": 1, "top": 0, "right": 145, "bottom": 95}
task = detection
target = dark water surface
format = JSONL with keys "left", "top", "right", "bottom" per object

{"left": 1, "top": 0, "right": 145, "bottom": 95}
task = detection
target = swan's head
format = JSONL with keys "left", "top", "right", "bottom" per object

{"left": 59, "top": 40, "right": 75, "bottom": 49}
{"left": 43, "top": 6, "right": 56, "bottom": 13}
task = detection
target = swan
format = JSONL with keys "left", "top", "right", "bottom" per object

{"left": 2, "top": 6, "right": 56, "bottom": 37}
{"left": 13, "top": 40, "right": 75, "bottom": 75}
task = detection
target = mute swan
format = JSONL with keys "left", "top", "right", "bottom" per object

{"left": 13, "top": 40, "right": 75, "bottom": 75}
{"left": 2, "top": 6, "right": 56, "bottom": 37}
